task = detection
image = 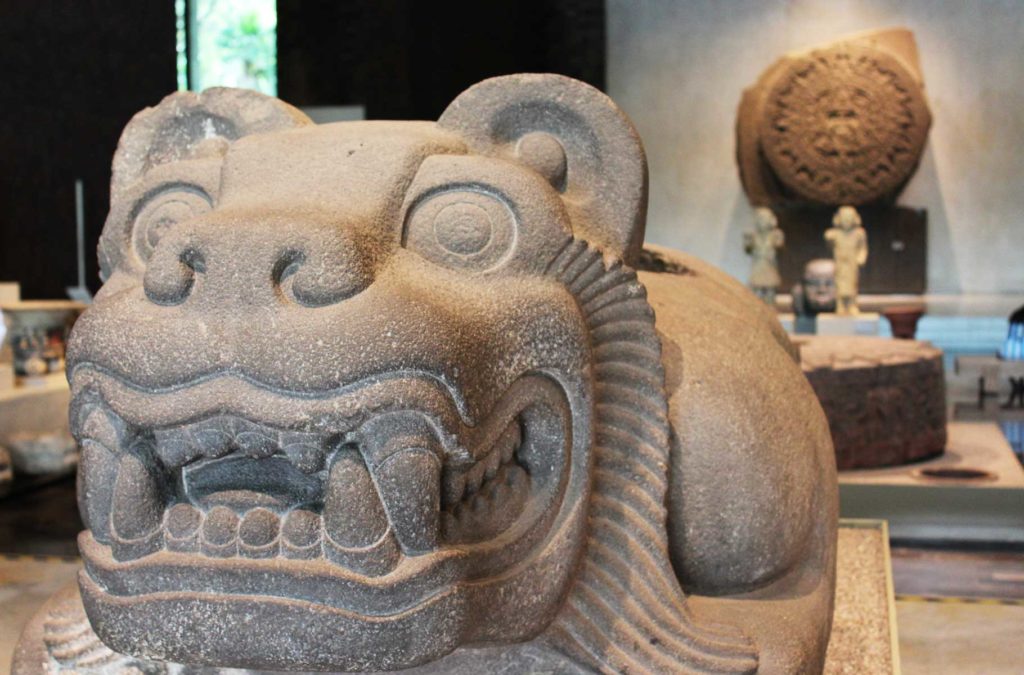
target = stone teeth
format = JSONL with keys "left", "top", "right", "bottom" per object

{"left": 110, "top": 449, "right": 164, "bottom": 560}
{"left": 465, "top": 461, "right": 485, "bottom": 495}
{"left": 506, "top": 463, "right": 527, "bottom": 489}
{"left": 496, "top": 420, "right": 521, "bottom": 464}
{"left": 372, "top": 448, "right": 442, "bottom": 555}
{"left": 77, "top": 440, "right": 118, "bottom": 544}
{"left": 235, "top": 431, "right": 277, "bottom": 459}
{"left": 239, "top": 507, "right": 280, "bottom": 558}
{"left": 165, "top": 503, "right": 202, "bottom": 552}
{"left": 202, "top": 505, "right": 239, "bottom": 558}
{"left": 282, "top": 509, "right": 322, "bottom": 559}
{"left": 154, "top": 428, "right": 200, "bottom": 468}
{"left": 483, "top": 448, "right": 501, "bottom": 481}
{"left": 442, "top": 471, "right": 466, "bottom": 509}
{"left": 282, "top": 443, "right": 324, "bottom": 473}
{"left": 323, "top": 448, "right": 399, "bottom": 575}
{"left": 191, "top": 420, "right": 233, "bottom": 459}
{"left": 79, "top": 407, "right": 126, "bottom": 450}
{"left": 323, "top": 449, "right": 390, "bottom": 548}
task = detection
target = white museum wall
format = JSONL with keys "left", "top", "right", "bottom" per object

{"left": 607, "top": 0, "right": 1024, "bottom": 295}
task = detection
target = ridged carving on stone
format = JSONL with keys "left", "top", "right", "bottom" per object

{"left": 543, "top": 239, "right": 758, "bottom": 674}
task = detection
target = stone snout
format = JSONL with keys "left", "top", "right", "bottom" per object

{"left": 141, "top": 215, "right": 380, "bottom": 309}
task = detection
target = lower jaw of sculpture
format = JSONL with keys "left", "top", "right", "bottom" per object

{"left": 74, "top": 372, "right": 578, "bottom": 670}
{"left": 77, "top": 566, "right": 469, "bottom": 671}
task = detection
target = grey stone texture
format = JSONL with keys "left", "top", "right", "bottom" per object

{"left": 737, "top": 28, "right": 932, "bottom": 207}
{"left": 14, "top": 75, "right": 837, "bottom": 673}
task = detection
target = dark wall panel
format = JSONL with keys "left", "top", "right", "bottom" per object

{"left": 277, "top": 0, "right": 606, "bottom": 120}
{"left": 0, "top": 1, "right": 177, "bottom": 298}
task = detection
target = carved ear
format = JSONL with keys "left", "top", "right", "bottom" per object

{"left": 110, "top": 87, "right": 312, "bottom": 202}
{"left": 101, "top": 88, "right": 312, "bottom": 279}
{"left": 438, "top": 74, "right": 648, "bottom": 264}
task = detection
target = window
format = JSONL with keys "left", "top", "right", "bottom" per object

{"left": 176, "top": 0, "right": 277, "bottom": 96}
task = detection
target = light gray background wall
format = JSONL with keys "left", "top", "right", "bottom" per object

{"left": 607, "top": 0, "right": 1024, "bottom": 294}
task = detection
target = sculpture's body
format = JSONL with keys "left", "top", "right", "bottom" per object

{"left": 15, "top": 75, "right": 837, "bottom": 674}
{"left": 825, "top": 207, "right": 868, "bottom": 316}
{"left": 743, "top": 207, "right": 784, "bottom": 305}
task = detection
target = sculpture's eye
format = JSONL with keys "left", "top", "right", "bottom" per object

{"left": 132, "top": 186, "right": 212, "bottom": 264}
{"left": 403, "top": 189, "right": 517, "bottom": 272}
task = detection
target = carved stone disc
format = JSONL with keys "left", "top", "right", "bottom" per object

{"left": 759, "top": 43, "right": 931, "bottom": 205}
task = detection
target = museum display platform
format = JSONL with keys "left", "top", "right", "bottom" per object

{"left": 839, "top": 422, "right": 1024, "bottom": 544}
{"left": 824, "top": 519, "right": 901, "bottom": 674}
{"left": 779, "top": 293, "right": 1019, "bottom": 359}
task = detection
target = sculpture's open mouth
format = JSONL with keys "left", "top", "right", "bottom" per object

{"left": 72, "top": 368, "right": 574, "bottom": 615}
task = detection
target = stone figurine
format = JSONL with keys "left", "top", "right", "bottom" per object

{"left": 825, "top": 206, "right": 868, "bottom": 316}
{"left": 14, "top": 75, "right": 837, "bottom": 674}
{"left": 743, "top": 206, "right": 784, "bottom": 305}
{"left": 737, "top": 28, "right": 931, "bottom": 207}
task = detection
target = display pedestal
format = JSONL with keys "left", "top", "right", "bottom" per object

{"left": 778, "top": 312, "right": 881, "bottom": 336}
{"left": 840, "top": 422, "right": 1024, "bottom": 544}
{"left": 824, "top": 519, "right": 901, "bottom": 674}
{"left": 816, "top": 312, "right": 881, "bottom": 336}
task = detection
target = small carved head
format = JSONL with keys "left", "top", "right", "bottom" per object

{"left": 754, "top": 206, "right": 777, "bottom": 231}
{"left": 833, "top": 204, "right": 861, "bottom": 230}
{"left": 802, "top": 258, "right": 838, "bottom": 313}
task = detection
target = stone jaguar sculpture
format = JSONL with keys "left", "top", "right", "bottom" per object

{"left": 14, "top": 74, "right": 837, "bottom": 674}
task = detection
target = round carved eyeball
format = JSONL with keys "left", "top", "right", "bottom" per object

{"left": 404, "top": 190, "right": 517, "bottom": 272}
{"left": 132, "top": 187, "right": 212, "bottom": 265}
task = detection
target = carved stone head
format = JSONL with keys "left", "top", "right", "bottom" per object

{"left": 68, "top": 76, "right": 649, "bottom": 671}
{"left": 753, "top": 206, "right": 777, "bottom": 231}
{"left": 797, "top": 258, "right": 838, "bottom": 315}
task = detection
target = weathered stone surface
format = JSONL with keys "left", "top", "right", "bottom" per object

{"left": 737, "top": 28, "right": 932, "bottom": 207}
{"left": 796, "top": 335, "right": 947, "bottom": 469}
{"left": 15, "top": 75, "right": 836, "bottom": 673}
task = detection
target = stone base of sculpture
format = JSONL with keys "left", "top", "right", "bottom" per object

{"left": 796, "top": 336, "right": 947, "bottom": 470}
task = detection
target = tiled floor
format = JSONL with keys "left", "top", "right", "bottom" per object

{"left": 897, "top": 600, "right": 1024, "bottom": 674}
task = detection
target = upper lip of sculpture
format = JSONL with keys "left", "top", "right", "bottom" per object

{"left": 73, "top": 365, "right": 572, "bottom": 608}
{"left": 69, "top": 363, "right": 474, "bottom": 443}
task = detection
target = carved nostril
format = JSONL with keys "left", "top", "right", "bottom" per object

{"left": 274, "top": 247, "right": 373, "bottom": 308}
{"left": 144, "top": 246, "right": 205, "bottom": 306}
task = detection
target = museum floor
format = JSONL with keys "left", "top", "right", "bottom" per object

{"left": 1, "top": 392, "right": 1021, "bottom": 673}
